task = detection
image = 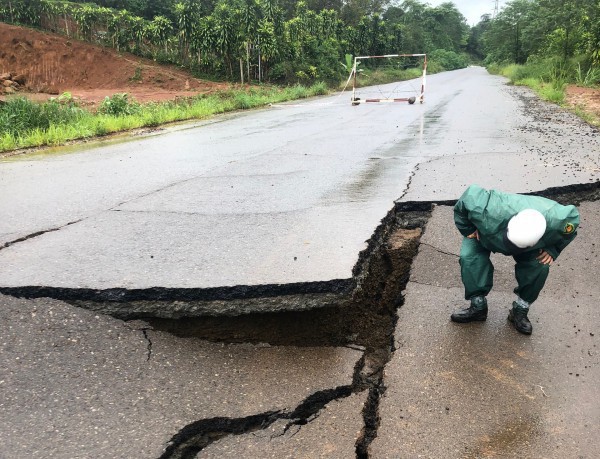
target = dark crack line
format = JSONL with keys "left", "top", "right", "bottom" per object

{"left": 287, "top": 425, "right": 302, "bottom": 438}
{"left": 154, "top": 204, "right": 429, "bottom": 459}
{"left": 10, "top": 181, "right": 597, "bottom": 459}
{"left": 160, "top": 352, "right": 372, "bottom": 458}
{"left": 0, "top": 219, "right": 83, "bottom": 251}
{"left": 108, "top": 176, "right": 209, "bottom": 211}
{"left": 356, "top": 383, "right": 384, "bottom": 459}
{"left": 142, "top": 329, "right": 152, "bottom": 361}
{"left": 395, "top": 163, "right": 418, "bottom": 203}
{"left": 158, "top": 384, "right": 357, "bottom": 459}
{"left": 107, "top": 147, "right": 291, "bottom": 211}
{"left": 159, "top": 410, "right": 283, "bottom": 459}
{"left": 419, "top": 242, "right": 460, "bottom": 258}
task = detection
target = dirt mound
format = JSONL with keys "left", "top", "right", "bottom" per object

{"left": 0, "top": 22, "right": 229, "bottom": 105}
{"left": 565, "top": 85, "right": 600, "bottom": 119}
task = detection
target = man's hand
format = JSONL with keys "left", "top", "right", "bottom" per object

{"left": 537, "top": 249, "right": 554, "bottom": 265}
{"left": 467, "top": 230, "right": 480, "bottom": 241}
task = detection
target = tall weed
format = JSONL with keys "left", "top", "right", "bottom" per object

{"left": 98, "top": 93, "right": 141, "bottom": 116}
{"left": 492, "top": 58, "right": 571, "bottom": 104}
{"left": 575, "top": 63, "right": 600, "bottom": 86}
{"left": 1, "top": 82, "right": 338, "bottom": 153}
{"left": 0, "top": 97, "right": 87, "bottom": 137}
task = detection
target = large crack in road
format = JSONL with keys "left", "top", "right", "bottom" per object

{"left": 150, "top": 202, "right": 429, "bottom": 458}
{"left": 1, "top": 181, "right": 599, "bottom": 458}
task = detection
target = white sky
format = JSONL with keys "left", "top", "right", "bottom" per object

{"left": 426, "top": 0, "right": 507, "bottom": 26}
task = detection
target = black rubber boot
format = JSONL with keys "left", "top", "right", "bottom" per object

{"left": 508, "top": 302, "right": 533, "bottom": 335}
{"left": 451, "top": 296, "right": 488, "bottom": 323}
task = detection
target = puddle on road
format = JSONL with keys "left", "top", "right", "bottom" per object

{"left": 463, "top": 415, "right": 543, "bottom": 459}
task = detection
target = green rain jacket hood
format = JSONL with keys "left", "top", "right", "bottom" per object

{"left": 454, "top": 185, "right": 579, "bottom": 259}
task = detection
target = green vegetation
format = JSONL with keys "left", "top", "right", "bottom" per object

{"left": 469, "top": 0, "right": 600, "bottom": 106}
{"left": 489, "top": 56, "right": 599, "bottom": 104}
{"left": 0, "top": 0, "right": 476, "bottom": 152}
{"left": 0, "top": 0, "right": 470, "bottom": 85}
{"left": 0, "top": 84, "right": 328, "bottom": 152}
{"left": 4, "top": 0, "right": 600, "bottom": 151}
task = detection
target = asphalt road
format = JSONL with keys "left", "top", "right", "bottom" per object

{"left": 1, "top": 68, "right": 599, "bottom": 458}
{"left": 0, "top": 294, "right": 363, "bottom": 458}
{"left": 372, "top": 204, "right": 600, "bottom": 458}
{"left": 2, "top": 66, "right": 597, "bottom": 291}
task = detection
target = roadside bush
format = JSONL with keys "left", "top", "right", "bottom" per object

{"left": 0, "top": 96, "right": 86, "bottom": 137}
{"left": 538, "top": 83, "right": 565, "bottom": 103}
{"left": 489, "top": 57, "right": 572, "bottom": 104}
{"left": 498, "top": 57, "right": 594, "bottom": 87}
{"left": 0, "top": 84, "right": 336, "bottom": 153}
{"left": 428, "top": 49, "right": 470, "bottom": 72}
{"left": 309, "top": 81, "right": 328, "bottom": 96}
{"left": 575, "top": 63, "right": 600, "bottom": 87}
{"left": 97, "top": 93, "right": 141, "bottom": 116}
{"left": 269, "top": 62, "right": 295, "bottom": 83}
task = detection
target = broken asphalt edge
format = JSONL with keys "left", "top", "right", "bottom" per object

{"left": 100, "top": 180, "right": 600, "bottom": 458}
{"left": 147, "top": 185, "right": 429, "bottom": 458}
{"left": 3, "top": 181, "right": 599, "bottom": 459}
{"left": 0, "top": 181, "right": 598, "bottom": 319}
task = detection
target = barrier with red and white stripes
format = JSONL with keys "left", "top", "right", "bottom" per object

{"left": 351, "top": 53, "right": 427, "bottom": 106}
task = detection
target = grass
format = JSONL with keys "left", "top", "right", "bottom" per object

{"left": 0, "top": 82, "right": 330, "bottom": 154}
{"left": 490, "top": 57, "right": 600, "bottom": 105}
{"left": 571, "top": 104, "right": 600, "bottom": 127}
{"left": 490, "top": 62, "right": 567, "bottom": 104}
{"left": 489, "top": 58, "right": 600, "bottom": 125}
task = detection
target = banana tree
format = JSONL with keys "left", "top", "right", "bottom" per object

{"left": 72, "top": 4, "right": 100, "bottom": 41}
{"left": 148, "top": 15, "right": 173, "bottom": 55}
{"left": 174, "top": 0, "right": 201, "bottom": 64}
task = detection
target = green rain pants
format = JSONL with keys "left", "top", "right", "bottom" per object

{"left": 459, "top": 237, "right": 550, "bottom": 304}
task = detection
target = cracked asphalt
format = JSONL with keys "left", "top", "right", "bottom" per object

{"left": 1, "top": 67, "right": 599, "bottom": 457}
{"left": 0, "top": 294, "right": 363, "bottom": 458}
{"left": 372, "top": 203, "right": 600, "bottom": 458}
{"left": 1, "top": 67, "right": 598, "bottom": 296}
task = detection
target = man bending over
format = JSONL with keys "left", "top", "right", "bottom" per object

{"left": 451, "top": 184, "right": 579, "bottom": 335}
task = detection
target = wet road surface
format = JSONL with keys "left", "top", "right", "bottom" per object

{"left": 0, "top": 293, "right": 363, "bottom": 458}
{"left": 372, "top": 204, "right": 600, "bottom": 458}
{"left": 1, "top": 68, "right": 599, "bottom": 458}
{"left": 1, "top": 67, "right": 597, "bottom": 291}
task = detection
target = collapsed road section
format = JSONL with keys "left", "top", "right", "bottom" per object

{"left": 0, "top": 196, "right": 431, "bottom": 458}
{"left": 151, "top": 202, "right": 429, "bottom": 459}
{"left": 1, "top": 181, "right": 599, "bottom": 458}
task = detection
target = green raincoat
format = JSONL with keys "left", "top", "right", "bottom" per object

{"left": 454, "top": 185, "right": 579, "bottom": 303}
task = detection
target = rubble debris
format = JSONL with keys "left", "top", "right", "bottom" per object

{"left": 0, "top": 71, "right": 25, "bottom": 94}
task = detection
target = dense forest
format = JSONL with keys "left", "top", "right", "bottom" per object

{"left": 0, "top": 0, "right": 470, "bottom": 84}
{"left": 473, "top": 0, "right": 600, "bottom": 65}
{"left": 1, "top": 0, "right": 599, "bottom": 86}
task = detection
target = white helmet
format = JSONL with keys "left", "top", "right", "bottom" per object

{"left": 507, "top": 209, "right": 546, "bottom": 248}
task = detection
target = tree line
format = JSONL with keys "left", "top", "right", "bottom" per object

{"left": 469, "top": 0, "right": 600, "bottom": 80}
{"left": 0, "top": 0, "right": 470, "bottom": 84}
